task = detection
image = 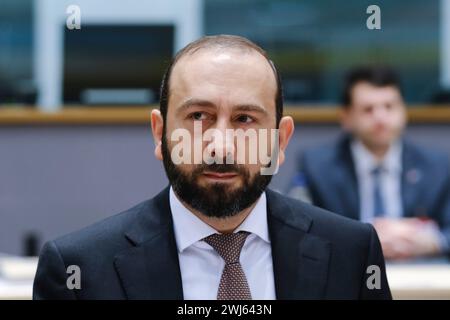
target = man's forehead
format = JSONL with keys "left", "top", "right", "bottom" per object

{"left": 170, "top": 47, "right": 277, "bottom": 86}
{"left": 352, "top": 82, "right": 402, "bottom": 101}
{"left": 170, "top": 52, "right": 274, "bottom": 101}
{"left": 353, "top": 82, "right": 401, "bottom": 94}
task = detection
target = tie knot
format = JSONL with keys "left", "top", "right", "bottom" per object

{"left": 371, "top": 166, "right": 384, "bottom": 177}
{"left": 204, "top": 231, "right": 250, "bottom": 264}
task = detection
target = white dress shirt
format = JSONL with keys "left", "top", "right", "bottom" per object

{"left": 350, "top": 139, "right": 403, "bottom": 223}
{"left": 169, "top": 187, "right": 276, "bottom": 300}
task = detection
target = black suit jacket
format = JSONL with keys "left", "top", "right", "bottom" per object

{"left": 298, "top": 135, "right": 450, "bottom": 249}
{"left": 33, "top": 186, "right": 391, "bottom": 299}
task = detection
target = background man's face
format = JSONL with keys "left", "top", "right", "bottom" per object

{"left": 161, "top": 49, "right": 279, "bottom": 217}
{"left": 343, "top": 82, "right": 407, "bottom": 150}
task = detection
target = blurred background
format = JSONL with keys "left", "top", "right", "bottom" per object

{"left": 1, "top": 0, "right": 450, "bottom": 291}
{"left": 1, "top": 0, "right": 450, "bottom": 107}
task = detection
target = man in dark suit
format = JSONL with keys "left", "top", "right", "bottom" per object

{"left": 33, "top": 36, "right": 391, "bottom": 300}
{"left": 291, "top": 66, "right": 450, "bottom": 260}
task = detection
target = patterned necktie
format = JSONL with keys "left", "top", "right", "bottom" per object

{"left": 372, "top": 166, "right": 385, "bottom": 217}
{"left": 203, "top": 231, "right": 252, "bottom": 300}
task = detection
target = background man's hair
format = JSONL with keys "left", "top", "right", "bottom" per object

{"left": 342, "top": 65, "right": 402, "bottom": 108}
{"left": 159, "top": 34, "right": 283, "bottom": 126}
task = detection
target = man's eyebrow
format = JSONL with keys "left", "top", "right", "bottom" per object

{"left": 233, "top": 104, "right": 269, "bottom": 115}
{"left": 176, "top": 99, "right": 269, "bottom": 116}
{"left": 177, "top": 98, "right": 217, "bottom": 113}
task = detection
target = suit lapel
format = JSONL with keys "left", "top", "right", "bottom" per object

{"left": 113, "top": 186, "right": 184, "bottom": 299}
{"left": 334, "top": 136, "right": 360, "bottom": 220}
{"left": 113, "top": 187, "right": 332, "bottom": 299}
{"left": 267, "top": 189, "right": 331, "bottom": 299}
{"left": 401, "top": 141, "right": 424, "bottom": 217}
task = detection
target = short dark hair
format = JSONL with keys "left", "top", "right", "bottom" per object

{"left": 159, "top": 34, "right": 283, "bottom": 126}
{"left": 342, "top": 66, "right": 402, "bottom": 108}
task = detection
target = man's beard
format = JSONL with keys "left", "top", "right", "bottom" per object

{"left": 161, "top": 132, "right": 272, "bottom": 219}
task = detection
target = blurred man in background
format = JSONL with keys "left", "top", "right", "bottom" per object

{"left": 291, "top": 66, "right": 450, "bottom": 260}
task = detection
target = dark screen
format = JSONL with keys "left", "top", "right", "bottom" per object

{"left": 63, "top": 25, "right": 174, "bottom": 104}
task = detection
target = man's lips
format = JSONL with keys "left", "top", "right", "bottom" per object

{"left": 202, "top": 171, "right": 239, "bottom": 180}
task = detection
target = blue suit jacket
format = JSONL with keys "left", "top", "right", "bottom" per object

{"left": 297, "top": 134, "right": 450, "bottom": 250}
{"left": 33, "top": 186, "right": 391, "bottom": 299}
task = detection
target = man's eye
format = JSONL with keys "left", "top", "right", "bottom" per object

{"left": 236, "top": 115, "right": 254, "bottom": 123}
{"left": 190, "top": 112, "right": 207, "bottom": 121}
{"left": 363, "top": 107, "right": 373, "bottom": 114}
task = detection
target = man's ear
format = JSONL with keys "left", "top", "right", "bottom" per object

{"left": 151, "top": 109, "right": 164, "bottom": 161}
{"left": 277, "top": 116, "right": 294, "bottom": 166}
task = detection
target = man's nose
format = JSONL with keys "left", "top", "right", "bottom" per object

{"left": 205, "top": 119, "right": 236, "bottom": 163}
{"left": 373, "top": 105, "right": 389, "bottom": 122}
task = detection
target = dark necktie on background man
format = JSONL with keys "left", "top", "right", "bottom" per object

{"left": 372, "top": 166, "right": 385, "bottom": 218}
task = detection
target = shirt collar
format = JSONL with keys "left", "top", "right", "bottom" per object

{"left": 169, "top": 187, "right": 270, "bottom": 253}
{"left": 350, "top": 138, "right": 402, "bottom": 174}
